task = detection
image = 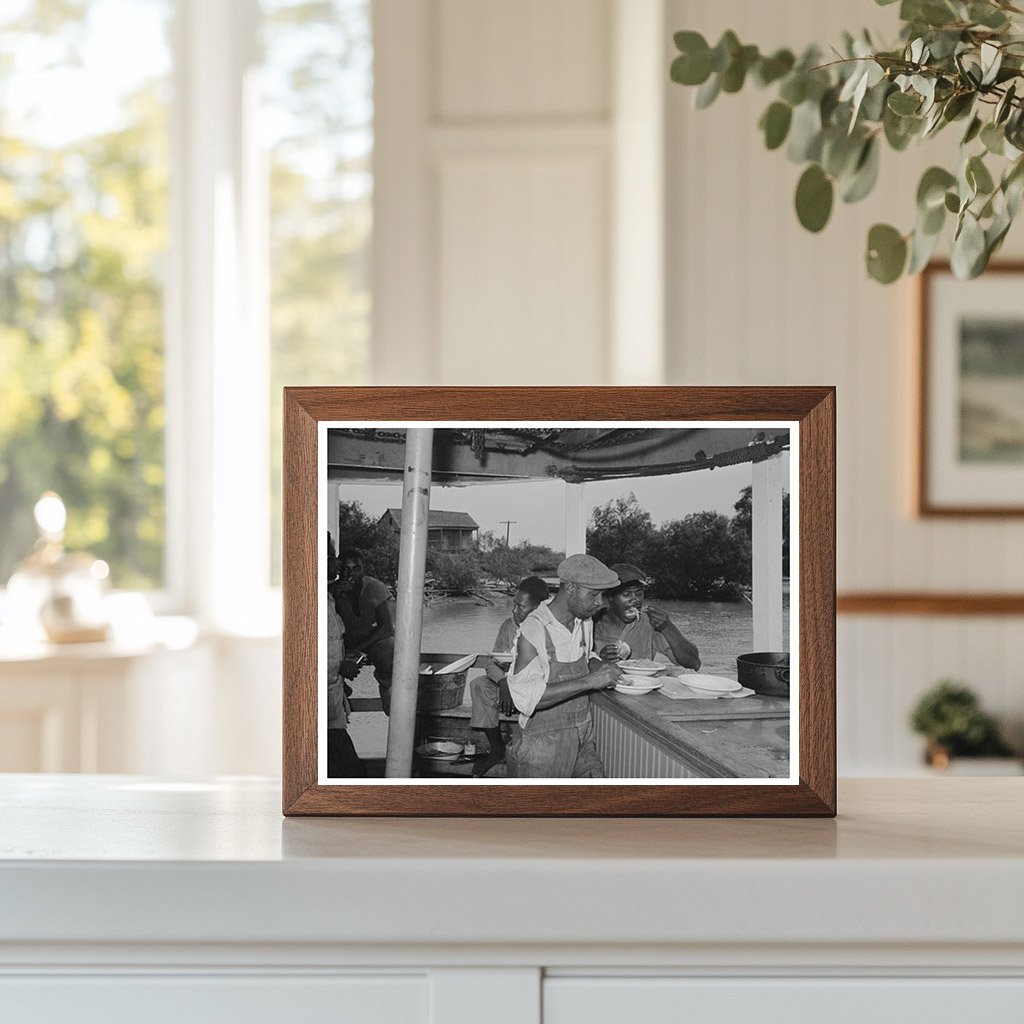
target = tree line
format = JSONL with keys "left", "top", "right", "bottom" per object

{"left": 335, "top": 485, "right": 788, "bottom": 603}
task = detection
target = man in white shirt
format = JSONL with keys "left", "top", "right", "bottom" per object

{"left": 506, "top": 554, "right": 623, "bottom": 778}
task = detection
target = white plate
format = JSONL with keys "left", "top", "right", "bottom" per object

{"left": 432, "top": 654, "right": 477, "bottom": 675}
{"left": 680, "top": 673, "right": 742, "bottom": 693}
{"left": 617, "top": 660, "right": 662, "bottom": 676}
{"left": 415, "top": 741, "right": 464, "bottom": 761}
{"left": 615, "top": 678, "right": 664, "bottom": 695}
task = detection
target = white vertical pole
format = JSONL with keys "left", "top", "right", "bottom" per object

{"left": 564, "top": 482, "right": 587, "bottom": 555}
{"left": 385, "top": 428, "right": 433, "bottom": 778}
{"left": 752, "top": 455, "right": 784, "bottom": 651}
{"left": 327, "top": 480, "right": 340, "bottom": 547}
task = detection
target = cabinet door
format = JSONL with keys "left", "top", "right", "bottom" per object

{"left": 544, "top": 977, "right": 1024, "bottom": 1023}
{"left": 0, "top": 974, "right": 428, "bottom": 1024}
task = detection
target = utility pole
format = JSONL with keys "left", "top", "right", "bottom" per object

{"left": 499, "top": 519, "right": 517, "bottom": 546}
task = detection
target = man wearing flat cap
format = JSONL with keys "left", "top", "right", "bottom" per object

{"left": 506, "top": 554, "right": 624, "bottom": 778}
{"left": 594, "top": 563, "right": 700, "bottom": 670}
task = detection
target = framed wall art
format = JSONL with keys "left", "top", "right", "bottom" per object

{"left": 282, "top": 387, "right": 836, "bottom": 816}
{"left": 917, "top": 261, "right": 1024, "bottom": 517}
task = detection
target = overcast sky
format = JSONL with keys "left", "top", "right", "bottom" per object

{"left": 339, "top": 454, "right": 789, "bottom": 551}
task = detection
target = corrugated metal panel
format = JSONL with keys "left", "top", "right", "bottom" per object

{"left": 592, "top": 703, "right": 701, "bottom": 779}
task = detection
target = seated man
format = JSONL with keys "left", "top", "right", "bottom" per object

{"left": 334, "top": 547, "right": 396, "bottom": 715}
{"left": 468, "top": 575, "right": 550, "bottom": 777}
{"left": 505, "top": 555, "right": 623, "bottom": 779}
{"left": 593, "top": 563, "right": 700, "bottom": 670}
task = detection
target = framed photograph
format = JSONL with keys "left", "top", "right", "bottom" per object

{"left": 917, "top": 261, "right": 1024, "bottom": 517}
{"left": 283, "top": 387, "right": 835, "bottom": 816}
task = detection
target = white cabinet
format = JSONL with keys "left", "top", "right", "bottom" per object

{"left": 0, "top": 975, "right": 428, "bottom": 1024}
{"left": 544, "top": 977, "right": 1024, "bottom": 1024}
{"left": 1, "top": 777, "right": 1022, "bottom": 1021}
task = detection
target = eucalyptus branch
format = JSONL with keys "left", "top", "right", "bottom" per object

{"left": 670, "top": 4, "right": 1024, "bottom": 283}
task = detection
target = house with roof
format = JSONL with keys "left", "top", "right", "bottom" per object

{"left": 379, "top": 508, "right": 479, "bottom": 553}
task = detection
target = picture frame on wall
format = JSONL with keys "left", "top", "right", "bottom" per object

{"left": 917, "top": 261, "right": 1024, "bottom": 517}
{"left": 282, "top": 387, "right": 836, "bottom": 817}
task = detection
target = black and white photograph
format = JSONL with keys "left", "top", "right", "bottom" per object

{"left": 320, "top": 423, "right": 796, "bottom": 783}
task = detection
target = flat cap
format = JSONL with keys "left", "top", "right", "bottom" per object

{"left": 609, "top": 563, "right": 649, "bottom": 587}
{"left": 557, "top": 554, "right": 620, "bottom": 589}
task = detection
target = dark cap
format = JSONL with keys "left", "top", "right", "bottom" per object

{"left": 557, "top": 554, "right": 619, "bottom": 589}
{"left": 609, "top": 563, "right": 649, "bottom": 587}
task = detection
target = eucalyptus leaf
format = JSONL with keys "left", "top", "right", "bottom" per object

{"left": 951, "top": 211, "right": 986, "bottom": 278}
{"left": 822, "top": 128, "right": 864, "bottom": 177}
{"left": 671, "top": 44, "right": 712, "bottom": 87}
{"left": 787, "top": 101, "right": 824, "bottom": 162}
{"left": 721, "top": 44, "right": 759, "bottom": 92}
{"left": 842, "top": 137, "right": 881, "bottom": 203}
{"left": 866, "top": 223, "right": 908, "bottom": 283}
{"left": 981, "top": 122, "right": 1005, "bottom": 155}
{"left": 795, "top": 164, "right": 834, "bottom": 232}
{"left": 944, "top": 190, "right": 961, "bottom": 213}
{"left": 779, "top": 73, "right": 808, "bottom": 106}
{"left": 995, "top": 82, "right": 1017, "bottom": 124}
{"left": 962, "top": 115, "right": 983, "bottom": 145}
{"left": 861, "top": 79, "right": 893, "bottom": 122}
{"left": 888, "top": 90, "right": 921, "bottom": 115}
{"left": 980, "top": 42, "right": 1002, "bottom": 87}
{"left": 694, "top": 73, "right": 721, "bottom": 109}
{"left": 970, "top": 2, "right": 1009, "bottom": 30}
{"left": 942, "top": 91, "right": 974, "bottom": 122}
{"left": 917, "top": 166, "right": 957, "bottom": 209}
{"left": 710, "top": 31, "right": 740, "bottom": 74}
{"left": 921, "top": 200, "right": 946, "bottom": 235}
{"left": 967, "top": 154, "right": 995, "bottom": 195}
{"left": 908, "top": 221, "right": 942, "bottom": 273}
{"left": 760, "top": 101, "right": 793, "bottom": 150}
{"left": 754, "top": 49, "right": 795, "bottom": 87}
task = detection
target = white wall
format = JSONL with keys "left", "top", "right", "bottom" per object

{"left": 372, "top": 0, "right": 1024, "bottom": 775}
{"left": 664, "top": 0, "right": 1024, "bottom": 772}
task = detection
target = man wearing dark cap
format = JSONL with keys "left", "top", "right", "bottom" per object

{"left": 594, "top": 563, "right": 700, "bottom": 670}
{"left": 506, "top": 554, "right": 624, "bottom": 778}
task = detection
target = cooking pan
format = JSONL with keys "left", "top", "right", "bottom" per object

{"left": 736, "top": 652, "right": 789, "bottom": 697}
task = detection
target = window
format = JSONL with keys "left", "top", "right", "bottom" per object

{"left": 261, "top": 0, "right": 372, "bottom": 581}
{"left": 0, "top": 0, "right": 172, "bottom": 589}
{"left": 0, "top": 0, "right": 373, "bottom": 615}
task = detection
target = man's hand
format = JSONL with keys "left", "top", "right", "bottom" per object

{"left": 599, "top": 642, "right": 623, "bottom": 662}
{"left": 646, "top": 605, "right": 671, "bottom": 631}
{"left": 587, "top": 661, "right": 623, "bottom": 691}
{"left": 498, "top": 678, "right": 517, "bottom": 716}
{"left": 340, "top": 659, "right": 362, "bottom": 680}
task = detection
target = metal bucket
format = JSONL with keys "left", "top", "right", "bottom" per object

{"left": 736, "top": 652, "right": 790, "bottom": 697}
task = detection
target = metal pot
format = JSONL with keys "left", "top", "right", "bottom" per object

{"left": 736, "top": 652, "right": 790, "bottom": 697}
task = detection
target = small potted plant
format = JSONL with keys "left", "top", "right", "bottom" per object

{"left": 910, "top": 680, "right": 1018, "bottom": 772}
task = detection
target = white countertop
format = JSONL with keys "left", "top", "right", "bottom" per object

{"left": 1, "top": 775, "right": 1022, "bottom": 955}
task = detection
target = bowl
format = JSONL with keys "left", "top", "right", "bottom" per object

{"left": 617, "top": 659, "right": 662, "bottom": 676}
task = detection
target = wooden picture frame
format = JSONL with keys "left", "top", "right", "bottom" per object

{"left": 283, "top": 387, "right": 836, "bottom": 816}
{"left": 917, "top": 261, "right": 1024, "bottom": 517}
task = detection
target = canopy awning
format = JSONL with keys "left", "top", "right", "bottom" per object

{"left": 327, "top": 427, "right": 788, "bottom": 485}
